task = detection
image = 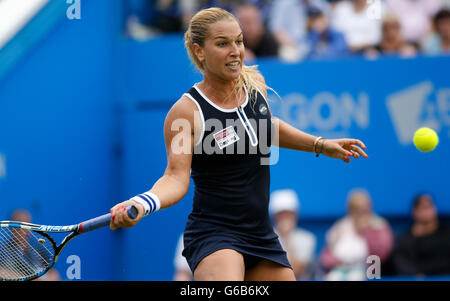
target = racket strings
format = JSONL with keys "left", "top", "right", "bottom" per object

{"left": 0, "top": 229, "right": 36, "bottom": 280}
{"left": 1, "top": 228, "right": 52, "bottom": 277}
{"left": 0, "top": 227, "right": 54, "bottom": 281}
{"left": 3, "top": 229, "right": 51, "bottom": 275}
{"left": 0, "top": 228, "right": 47, "bottom": 280}
{"left": 0, "top": 228, "right": 41, "bottom": 280}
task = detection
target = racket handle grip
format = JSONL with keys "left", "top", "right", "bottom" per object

{"left": 79, "top": 205, "right": 138, "bottom": 233}
{"left": 126, "top": 205, "right": 139, "bottom": 219}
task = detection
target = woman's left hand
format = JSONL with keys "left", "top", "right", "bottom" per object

{"left": 321, "top": 139, "right": 368, "bottom": 163}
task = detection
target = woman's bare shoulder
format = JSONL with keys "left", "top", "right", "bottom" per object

{"left": 167, "top": 94, "right": 199, "bottom": 120}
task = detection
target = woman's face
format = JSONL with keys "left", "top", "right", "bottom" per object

{"left": 413, "top": 196, "right": 437, "bottom": 223}
{"left": 194, "top": 19, "right": 245, "bottom": 82}
{"left": 383, "top": 21, "right": 400, "bottom": 41}
{"left": 274, "top": 211, "right": 297, "bottom": 236}
{"left": 437, "top": 18, "right": 450, "bottom": 40}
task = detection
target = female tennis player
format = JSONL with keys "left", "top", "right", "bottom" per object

{"left": 110, "top": 7, "right": 368, "bottom": 281}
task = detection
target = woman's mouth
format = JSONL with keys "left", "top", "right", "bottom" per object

{"left": 226, "top": 61, "right": 241, "bottom": 71}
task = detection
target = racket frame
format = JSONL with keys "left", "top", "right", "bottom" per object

{"left": 0, "top": 205, "right": 137, "bottom": 281}
{"left": 0, "top": 221, "right": 81, "bottom": 281}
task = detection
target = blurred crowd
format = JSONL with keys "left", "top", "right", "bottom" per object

{"left": 173, "top": 188, "right": 450, "bottom": 281}
{"left": 9, "top": 189, "right": 450, "bottom": 281}
{"left": 125, "top": 0, "right": 450, "bottom": 62}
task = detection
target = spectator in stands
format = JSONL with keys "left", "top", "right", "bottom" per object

{"left": 327, "top": 0, "right": 341, "bottom": 10}
{"left": 386, "top": 0, "right": 441, "bottom": 45}
{"left": 8, "top": 209, "right": 61, "bottom": 281}
{"left": 387, "top": 193, "right": 450, "bottom": 276}
{"left": 124, "top": 0, "right": 158, "bottom": 39}
{"left": 267, "top": 0, "right": 330, "bottom": 61}
{"left": 126, "top": 0, "right": 204, "bottom": 38}
{"left": 331, "top": 0, "right": 385, "bottom": 53}
{"left": 270, "top": 189, "right": 316, "bottom": 280}
{"left": 305, "top": 5, "right": 349, "bottom": 60}
{"left": 151, "top": 0, "right": 187, "bottom": 32}
{"left": 319, "top": 188, "right": 393, "bottom": 281}
{"left": 9, "top": 209, "right": 32, "bottom": 225}
{"left": 173, "top": 234, "right": 193, "bottom": 281}
{"left": 235, "top": 4, "right": 280, "bottom": 62}
{"left": 423, "top": 9, "right": 450, "bottom": 55}
{"left": 206, "top": 0, "right": 242, "bottom": 12}
{"left": 364, "top": 13, "right": 418, "bottom": 59}
{"left": 239, "top": 0, "right": 274, "bottom": 20}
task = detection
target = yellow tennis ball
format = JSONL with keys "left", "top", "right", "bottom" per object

{"left": 413, "top": 127, "right": 439, "bottom": 152}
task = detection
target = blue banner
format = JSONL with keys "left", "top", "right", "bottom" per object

{"left": 122, "top": 39, "right": 450, "bottom": 218}
{"left": 259, "top": 56, "right": 450, "bottom": 218}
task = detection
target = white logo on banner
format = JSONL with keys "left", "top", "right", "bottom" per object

{"left": 386, "top": 81, "right": 450, "bottom": 145}
{"left": 0, "top": 153, "right": 6, "bottom": 179}
{"left": 271, "top": 91, "right": 369, "bottom": 137}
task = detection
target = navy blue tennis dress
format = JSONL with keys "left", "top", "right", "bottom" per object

{"left": 181, "top": 83, "right": 291, "bottom": 272}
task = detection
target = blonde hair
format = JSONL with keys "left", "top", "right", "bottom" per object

{"left": 184, "top": 7, "right": 270, "bottom": 101}
{"left": 382, "top": 12, "right": 400, "bottom": 28}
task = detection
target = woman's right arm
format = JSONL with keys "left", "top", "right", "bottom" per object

{"left": 110, "top": 96, "right": 196, "bottom": 230}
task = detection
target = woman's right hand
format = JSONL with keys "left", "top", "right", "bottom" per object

{"left": 110, "top": 200, "right": 145, "bottom": 230}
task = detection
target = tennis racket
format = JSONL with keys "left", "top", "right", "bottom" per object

{"left": 0, "top": 205, "right": 138, "bottom": 281}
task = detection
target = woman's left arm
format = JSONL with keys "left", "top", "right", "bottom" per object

{"left": 255, "top": 72, "right": 368, "bottom": 163}
{"left": 272, "top": 117, "right": 369, "bottom": 163}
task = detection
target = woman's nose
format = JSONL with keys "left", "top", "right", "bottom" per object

{"left": 230, "top": 42, "right": 240, "bottom": 56}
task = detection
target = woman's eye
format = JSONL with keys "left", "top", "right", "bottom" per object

{"left": 236, "top": 40, "right": 243, "bottom": 45}
{"left": 218, "top": 42, "right": 227, "bottom": 46}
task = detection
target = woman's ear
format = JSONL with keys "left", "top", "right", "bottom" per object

{"left": 193, "top": 43, "right": 205, "bottom": 63}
